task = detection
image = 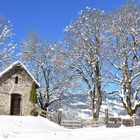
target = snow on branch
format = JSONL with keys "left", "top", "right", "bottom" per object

{"left": 131, "top": 72, "right": 140, "bottom": 81}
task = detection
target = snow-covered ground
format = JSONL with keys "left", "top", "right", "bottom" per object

{"left": 0, "top": 116, "right": 140, "bottom": 140}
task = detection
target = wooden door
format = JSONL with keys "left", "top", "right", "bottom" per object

{"left": 10, "top": 94, "right": 21, "bottom": 115}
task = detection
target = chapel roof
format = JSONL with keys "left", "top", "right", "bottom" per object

{"left": 0, "top": 61, "right": 40, "bottom": 87}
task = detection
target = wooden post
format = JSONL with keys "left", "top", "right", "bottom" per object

{"left": 58, "top": 108, "right": 63, "bottom": 125}
{"left": 105, "top": 108, "right": 109, "bottom": 127}
{"left": 121, "top": 118, "right": 123, "bottom": 126}
{"left": 45, "top": 108, "right": 48, "bottom": 118}
{"left": 132, "top": 114, "right": 136, "bottom": 127}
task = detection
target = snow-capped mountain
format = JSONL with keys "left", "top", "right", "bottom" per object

{"left": 49, "top": 93, "right": 127, "bottom": 119}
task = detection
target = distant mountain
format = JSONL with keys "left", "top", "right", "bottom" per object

{"left": 48, "top": 93, "right": 127, "bottom": 119}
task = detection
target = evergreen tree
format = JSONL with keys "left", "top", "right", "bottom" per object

{"left": 29, "top": 82, "right": 37, "bottom": 104}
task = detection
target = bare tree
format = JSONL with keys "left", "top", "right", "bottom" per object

{"left": 0, "top": 17, "right": 16, "bottom": 69}
{"left": 21, "top": 32, "right": 40, "bottom": 81}
{"left": 21, "top": 33, "right": 69, "bottom": 111}
{"left": 64, "top": 8, "right": 108, "bottom": 119}
{"left": 107, "top": 1, "right": 140, "bottom": 116}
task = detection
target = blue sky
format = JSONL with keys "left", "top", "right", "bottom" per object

{"left": 0, "top": 0, "right": 126, "bottom": 44}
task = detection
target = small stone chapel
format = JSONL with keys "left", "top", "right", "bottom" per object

{"left": 0, "top": 61, "right": 39, "bottom": 115}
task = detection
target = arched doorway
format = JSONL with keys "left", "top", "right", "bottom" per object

{"left": 10, "top": 94, "right": 21, "bottom": 115}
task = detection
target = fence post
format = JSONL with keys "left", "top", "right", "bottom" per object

{"left": 105, "top": 108, "right": 109, "bottom": 127}
{"left": 132, "top": 114, "right": 136, "bottom": 127}
{"left": 58, "top": 108, "right": 63, "bottom": 125}
{"left": 45, "top": 108, "right": 48, "bottom": 118}
{"left": 121, "top": 118, "right": 123, "bottom": 126}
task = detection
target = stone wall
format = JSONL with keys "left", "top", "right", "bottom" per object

{"left": 0, "top": 65, "right": 35, "bottom": 115}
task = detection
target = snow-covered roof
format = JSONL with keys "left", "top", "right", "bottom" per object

{"left": 0, "top": 61, "right": 40, "bottom": 87}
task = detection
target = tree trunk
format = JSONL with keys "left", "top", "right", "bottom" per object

{"left": 90, "top": 90, "right": 95, "bottom": 118}
{"left": 41, "top": 66, "right": 50, "bottom": 111}
{"left": 121, "top": 57, "right": 137, "bottom": 116}
{"left": 93, "top": 61, "right": 102, "bottom": 119}
{"left": 121, "top": 79, "right": 138, "bottom": 116}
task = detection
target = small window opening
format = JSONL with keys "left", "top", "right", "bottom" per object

{"left": 15, "top": 76, "right": 18, "bottom": 84}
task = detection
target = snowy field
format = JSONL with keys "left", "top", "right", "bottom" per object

{"left": 0, "top": 116, "right": 140, "bottom": 140}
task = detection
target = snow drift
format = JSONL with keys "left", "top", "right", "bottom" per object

{"left": 0, "top": 116, "right": 140, "bottom": 140}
